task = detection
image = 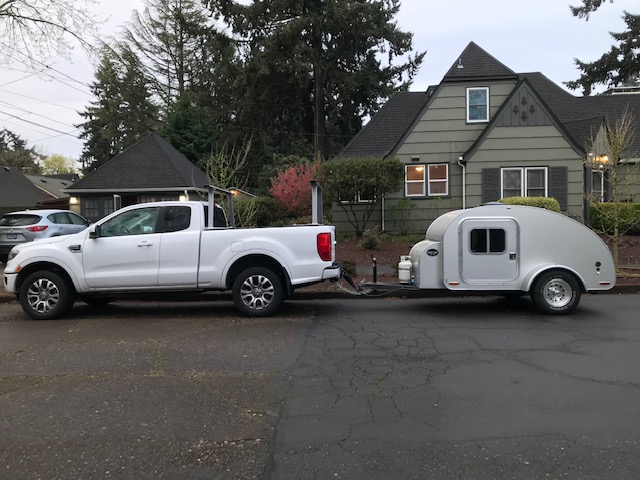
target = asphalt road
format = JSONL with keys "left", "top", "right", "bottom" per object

{"left": 1, "top": 293, "right": 640, "bottom": 479}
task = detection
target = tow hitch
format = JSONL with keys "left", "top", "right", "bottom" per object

{"left": 332, "top": 256, "right": 417, "bottom": 297}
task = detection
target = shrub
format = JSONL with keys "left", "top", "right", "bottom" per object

{"left": 269, "top": 161, "right": 320, "bottom": 217}
{"left": 359, "top": 227, "right": 381, "bottom": 250}
{"left": 589, "top": 202, "right": 640, "bottom": 235}
{"left": 498, "top": 196, "right": 561, "bottom": 212}
{"left": 234, "top": 196, "right": 286, "bottom": 227}
{"left": 340, "top": 260, "right": 357, "bottom": 276}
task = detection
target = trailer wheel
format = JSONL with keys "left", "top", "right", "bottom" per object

{"left": 232, "top": 267, "right": 284, "bottom": 317}
{"left": 19, "top": 271, "right": 76, "bottom": 320}
{"left": 531, "top": 270, "right": 581, "bottom": 315}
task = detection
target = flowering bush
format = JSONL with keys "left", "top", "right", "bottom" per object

{"left": 269, "top": 161, "right": 319, "bottom": 216}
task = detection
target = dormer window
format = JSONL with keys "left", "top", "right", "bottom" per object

{"left": 467, "top": 87, "right": 489, "bottom": 123}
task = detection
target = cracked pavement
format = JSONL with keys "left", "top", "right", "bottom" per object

{"left": 1, "top": 294, "right": 640, "bottom": 479}
{"left": 271, "top": 294, "right": 640, "bottom": 479}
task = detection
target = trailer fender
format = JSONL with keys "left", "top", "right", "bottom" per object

{"left": 522, "top": 265, "right": 586, "bottom": 293}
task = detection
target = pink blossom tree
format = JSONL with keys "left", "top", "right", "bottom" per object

{"left": 269, "top": 162, "right": 320, "bottom": 217}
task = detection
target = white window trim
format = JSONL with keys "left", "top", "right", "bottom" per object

{"left": 466, "top": 87, "right": 489, "bottom": 123}
{"left": 405, "top": 164, "right": 449, "bottom": 197}
{"left": 405, "top": 165, "right": 425, "bottom": 197}
{"left": 501, "top": 167, "right": 548, "bottom": 197}
{"left": 427, "top": 163, "right": 449, "bottom": 196}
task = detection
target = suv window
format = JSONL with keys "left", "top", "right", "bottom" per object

{"left": 0, "top": 214, "right": 42, "bottom": 226}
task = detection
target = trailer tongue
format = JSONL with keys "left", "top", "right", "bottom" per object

{"left": 333, "top": 204, "right": 616, "bottom": 315}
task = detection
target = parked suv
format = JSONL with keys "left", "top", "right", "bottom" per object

{"left": 0, "top": 209, "right": 90, "bottom": 262}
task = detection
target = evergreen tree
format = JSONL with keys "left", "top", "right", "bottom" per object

{"left": 0, "top": 128, "right": 42, "bottom": 174}
{"left": 566, "top": 3, "right": 639, "bottom": 95}
{"left": 77, "top": 47, "right": 159, "bottom": 171}
{"left": 205, "top": 0, "right": 424, "bottom": 161}
{"left": 121, "top": 0, "right": 240, "bottom": 164}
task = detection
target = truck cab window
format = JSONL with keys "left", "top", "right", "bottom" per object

{"left": 162, "top": 206, "right": 191, "bottom": 233}
{"left": 470, "top": 228, "right": 505, "bottom": 254}
{"left": 100, "top": 207, "right": 160, "bottom": 237}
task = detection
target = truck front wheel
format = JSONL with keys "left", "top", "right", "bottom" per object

{"left": 531, "top": 270, "right": 581, "bottom": 315}
{"left": 232, "top": 267, "right": 284, "bottom": 317}
{"left": 19, "top": 271, "right": 76, "bottom": 320}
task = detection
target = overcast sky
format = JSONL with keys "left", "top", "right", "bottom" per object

{"left": 0, "top": 0, "right": 637, "bottom": 161}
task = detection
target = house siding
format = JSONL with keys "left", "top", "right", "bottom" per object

{"left": 465, "top": 124, "right": 584, "bottom": 217}
{"left": 382, "top": 81, "right": 517, "bottom": 233}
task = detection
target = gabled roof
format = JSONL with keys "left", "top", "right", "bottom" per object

{"left": 443, "top": 42, "right": 518, "bottom": 82}
{"left": 336, "top": 91, "right": 431, "bottom": 159}
{"left": 522, "top": 72, "right": 640, "bottom": 154}
{"left": 336, "top": 42, "right": 640, "bottom": 161}
{"left": 27, "top": 174, "right": 77, "bottom": 198}
{"left": 66, "top": 133, "right": 209, "bottom": 192}
{"left": 0, "top": 166, "right": 52, "bottom": 208}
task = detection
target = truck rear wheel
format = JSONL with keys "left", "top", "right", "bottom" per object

{"left": 19, "top": 271, "right": 76, "bottom": 320}
{"left": 531, "top": 270, "right": 581, "bottom": 315}
{"left": 232, "top": 267, "right": 284, "bottom": 317}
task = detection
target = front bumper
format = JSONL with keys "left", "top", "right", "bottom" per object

{"left": 3, "top": 272, "right": 18, "bottom": 294}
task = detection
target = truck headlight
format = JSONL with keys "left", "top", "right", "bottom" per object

{"left": 8, "top": 250, "right": 19, "bottom": 261}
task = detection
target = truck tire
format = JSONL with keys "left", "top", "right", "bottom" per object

{"left": 531, "top": 270, "right": 581, "bottom": 315}
{"left": 19, "top": 271, "right": 76, "bottom": 320}
{"left": 232, "top": 267, "right": 284, "bottom": 317}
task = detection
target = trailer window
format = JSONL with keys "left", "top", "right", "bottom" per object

{"left": 470, "top": 228, "right": 505, "bottom": 254}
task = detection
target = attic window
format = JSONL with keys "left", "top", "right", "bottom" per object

{"left": 467, "top": 87, "right": 489, "bottom": 123}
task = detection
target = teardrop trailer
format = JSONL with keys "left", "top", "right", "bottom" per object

{"left": 337, "top": 204, "right": 616, "bottom": 315}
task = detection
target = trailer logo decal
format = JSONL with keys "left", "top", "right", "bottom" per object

{"left": 427, "top": 249, "right": 439, "bottom": 257}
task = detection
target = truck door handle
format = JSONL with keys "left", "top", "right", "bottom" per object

{"left": 138, "top": 241, "right": 154, "bottom": 247}
{"left": 509, "top": 252, "right": 516, "bottom": 260}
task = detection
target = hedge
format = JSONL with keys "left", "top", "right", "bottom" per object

{"left": 589, "top": 202, "right": 640, "bottom": 235}
{"left": 498, "top": 196, "right": 561, "bottom": 213}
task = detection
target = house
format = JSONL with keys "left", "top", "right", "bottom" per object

{"left": 64, "top": 133, "right": 210, "bottom": 221}
{"left": 0, "top": 166, "right": 53, "bottom": 216}
{"left": 27, "top": 173, "right": 80, "bottom": 210}
{"left": 334, "top": 42, "right": 640, "bottom": 234}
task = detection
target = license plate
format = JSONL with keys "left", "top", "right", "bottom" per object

{"left": 6, "top": 234, "right": 18, "bottom": 240}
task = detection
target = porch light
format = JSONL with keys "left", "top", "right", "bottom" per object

{"left": 69, "top": 196, "right": 78, "bottom": 205}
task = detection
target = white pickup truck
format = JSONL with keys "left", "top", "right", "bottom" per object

{"left": 3, "top": 197, "right": 340, "bottom": 320}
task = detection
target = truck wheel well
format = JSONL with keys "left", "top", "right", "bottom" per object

{"left": 226, "top": 255, "right": 290, "bottom": 291}
{"left": 16, "top": 262, "right": 76, "bottom": 295}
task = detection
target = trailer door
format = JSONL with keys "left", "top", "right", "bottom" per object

{"left": 459, "top": 218, "right": 519, "bottom": 285}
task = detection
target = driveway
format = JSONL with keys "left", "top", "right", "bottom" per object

{"left": 1, "top": 294, "right": 640, "bottom": 479}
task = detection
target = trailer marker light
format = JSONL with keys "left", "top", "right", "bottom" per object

{"left": 599, "top": 281, "right": 611, "bottom": 286}
{"left": 449, "top": 281, "right": 460, "bottom": 286}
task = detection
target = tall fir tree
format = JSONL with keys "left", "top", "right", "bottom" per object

{"left": 205, "top": 0, "right": 424, "bottom": 161}
{"left": 122, "top": 0, "right": 240, "bottom": 164}
{"left": 77, "top": 47, "right": 159, "bottom": 171}
{"left": 566, "top": 3, "right": 639, "bottom": 95}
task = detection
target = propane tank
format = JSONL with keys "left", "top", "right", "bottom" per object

{"left": 398, "top": 255, "right": 412, "bottom": 283}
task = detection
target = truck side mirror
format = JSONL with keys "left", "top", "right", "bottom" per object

{"left": 89, "top": 225, "right": 101, "bottom": 239}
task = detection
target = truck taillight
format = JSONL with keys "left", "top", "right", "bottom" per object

{"left": 317, "top": 232, "right": 332, "bottom": 262}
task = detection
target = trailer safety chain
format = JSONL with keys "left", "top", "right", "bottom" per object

{"left": 331, "top": 269, "right": 407, "bottom": 298}
{"left": 331, "top": 269, "right": 369, "bottom": 296}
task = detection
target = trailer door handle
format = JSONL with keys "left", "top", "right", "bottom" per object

{"left": 509, "top": 252, "right": 516, "bottom": 261}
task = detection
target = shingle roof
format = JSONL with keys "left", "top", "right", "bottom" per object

{"left": 522, "top": 72, "right": 640, "bottom": 154}
{"left": 0, "top": 166, "right": 52, "bottom": 208}
{"left": 336, "top": 91, "right": 431, "bottom": 158}
{"left": 443, "top": 41, "right": 518, "bottom": 82}
{"left": 67, "top": 133, "right": 209, "bottom": 192}
{"left": 27, "top": 174, "right": 77, "bottom": 198}
{"left": 337, "top": 42, "right": 640, "bottom": 160}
